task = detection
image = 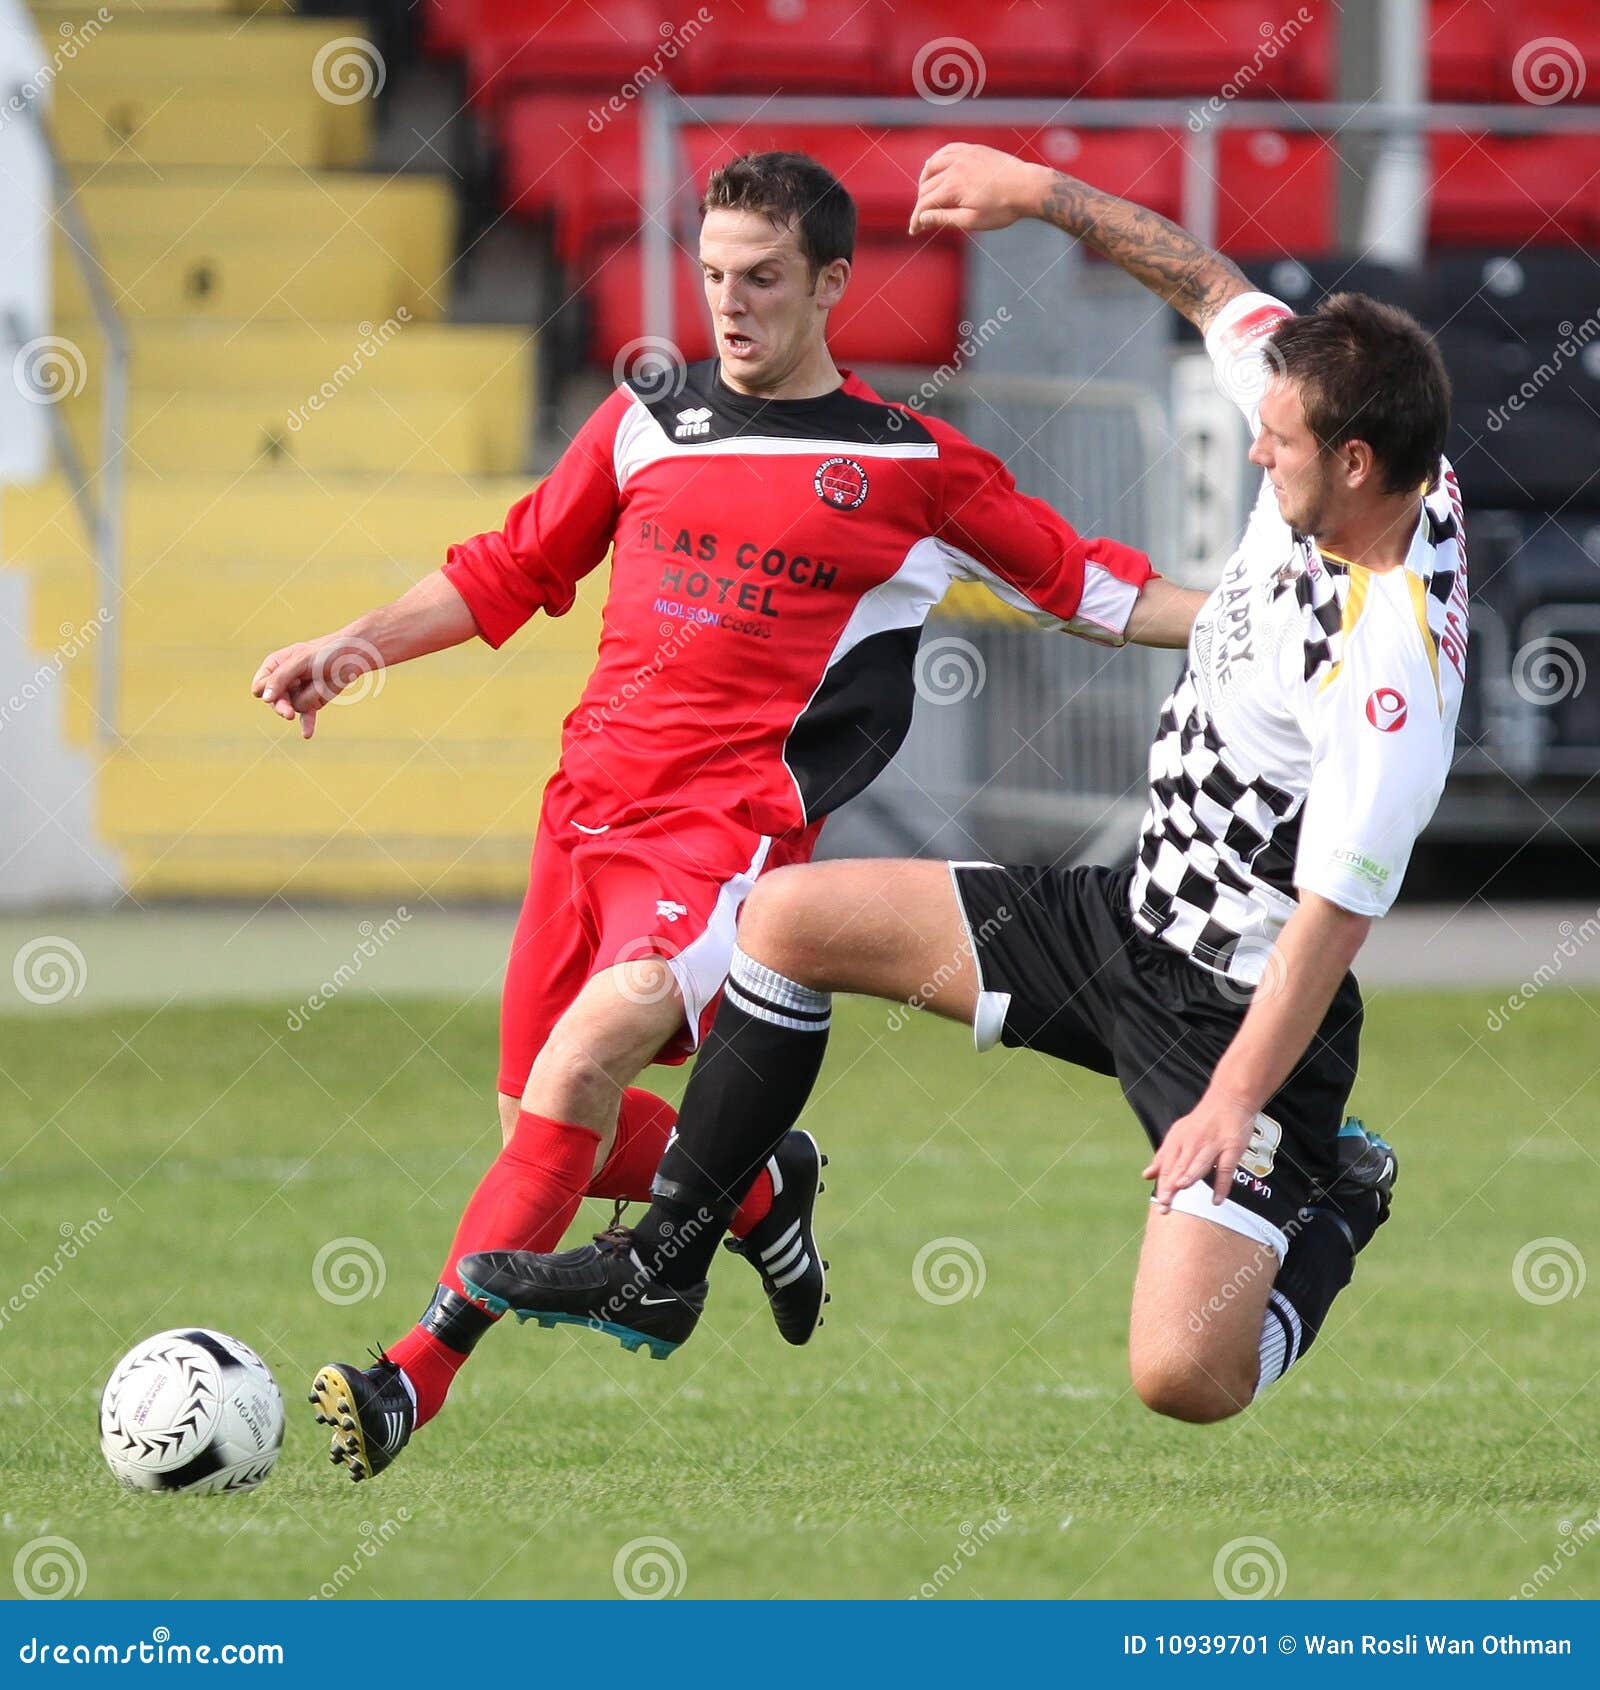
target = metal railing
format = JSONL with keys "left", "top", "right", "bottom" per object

{"left": 636, "top": 88, "right": 1600, "bottom": 344}
{"left": 10, "top": 95, "right": 127, "bottom": 743}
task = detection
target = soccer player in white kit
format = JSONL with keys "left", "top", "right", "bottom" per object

{"left": 462, "top": 143, "right": 1467, "bottom": 1424}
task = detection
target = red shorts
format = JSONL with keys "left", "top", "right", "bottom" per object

{"left": 497, "top": 769, "right": 822, "bottom": 1098}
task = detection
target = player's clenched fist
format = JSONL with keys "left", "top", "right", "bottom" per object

{"left": 909, "top": 143, "right": 1051, "bottom": 237}
{"left": 251, "top": 636, "right": 377, "bottom": 740}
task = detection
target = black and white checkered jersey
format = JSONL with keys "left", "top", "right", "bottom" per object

{"left": 1129, "top": 291, "right": 1469, "bottom": 986}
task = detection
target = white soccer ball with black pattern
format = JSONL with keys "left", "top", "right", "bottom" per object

{"left": 99, "top": 1328, "right": 285, "bottom": 1494}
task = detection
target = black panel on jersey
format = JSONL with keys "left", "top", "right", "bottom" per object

{"left": 784, "top": 625, "right": 921, "bottom": 821}
{"left": 627, "top": 360, "right": 934, "bottom": 448}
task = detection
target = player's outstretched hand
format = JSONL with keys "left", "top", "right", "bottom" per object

{"left": 251, "top": 637, "right": 377, "bottom": 741}
{"left": 1142, "top": 1094, "right": 1259, "bottom": 1211}
{"left": 909, "top": 143, "right": 1050, "bottom": 237}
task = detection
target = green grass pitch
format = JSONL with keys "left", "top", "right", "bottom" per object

{"left": 3, "top": 989, "right": 1596, "bottom": 1601}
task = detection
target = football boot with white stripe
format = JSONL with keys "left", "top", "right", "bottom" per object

{"left": 308, "top": 1355, "right": 414, "bottom": 1484}
{"left": 723, "top": 1128, "right": 831, "bottom": 1345}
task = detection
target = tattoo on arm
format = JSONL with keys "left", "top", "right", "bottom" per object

{"left": 1040, "top": 172, "right": 1250, "bottom": 332}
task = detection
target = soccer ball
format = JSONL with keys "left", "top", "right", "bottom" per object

{"left": 99, "top": 1328, "right": 285, "bottom": 1494}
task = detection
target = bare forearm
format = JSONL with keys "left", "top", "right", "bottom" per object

{"left": 1207, "top": 896, "right": 1370, "bottom": 1112}
{"left": 1036, "top": 172, "right": 1250, "bottom": 332}
{"left": 1124, "top": 577, "right": 1206, "bottom": 649}
{"left": 338, "top": 570, "right": 479, "bottom": 668}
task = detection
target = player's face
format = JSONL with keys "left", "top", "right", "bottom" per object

{"left": 1250, "top": 378, "right": 1338, "bottom": 537}
{"left": 699, "top": 208, "right": 848, "bottom": 392}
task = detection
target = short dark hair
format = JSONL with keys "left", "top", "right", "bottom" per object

{"left": 700, "top": 150, "right": 855, "bottom": 275}
{"left": 1268, "top": 293, "right": 1451, "bottom": 494}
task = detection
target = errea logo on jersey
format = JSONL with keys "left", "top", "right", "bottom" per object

{"left": 1364, "top": 687, "right": 1408, "bottom": 732}
{"left": 674, "top": 407, "right": 712, "bottom": 439}
{"left": 656, "top": 900, "right": 689, "bottom": 923}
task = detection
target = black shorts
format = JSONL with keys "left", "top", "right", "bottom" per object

{"left": 949, "top": 860, "right": 1363, "bottom": 1255}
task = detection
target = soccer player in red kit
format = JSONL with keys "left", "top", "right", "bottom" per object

{"left": 251, "top": 151, "right": 1202, "bottom": 1482}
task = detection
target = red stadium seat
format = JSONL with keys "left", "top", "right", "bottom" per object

{"left": 1088, "top": 1, "right": 1333, "bottom": 100}
{"left": 682, "top": 124, "right": 980, "bottom": 233}
{"left": 1493, "top": 4, "right": 1600, "bottom": 105}
{"left": 1431, "top": 1, "right": 1600, "bottom": 103}
{"left": 1429, "top": 132, "right": 1600, "bottom": 246}
{"left": 881, "top": 2, "right": 1093, "bottom": 99}
{"left": 1428, "top": 0, "right": 1500, "bottom": 101}
{"left": 464, "top": 0, "right": 669, "bottom": 109}
{"left": 499, "top": 95, "right": 647, "bottom": 263}
{"left": 587, "top": 235, "right": 962, "bottom": 368}
{"left": 1214, "top": 130, "right": 1337, "bottom": 257}
{"left": 419, "top": 0, "right": 468, "bottom": 59}
{"left": 673, "top": 0, "right": 880, "bottom": 94}
{"left": 1018, "top": 128, "right": 1186, "bottom": 223}
{"left": 587, "top": 237, "right": 714, "bottom": 366}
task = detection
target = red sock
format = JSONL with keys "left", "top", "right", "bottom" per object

{"left": 588, "top": 1088, "right": 677, "bottom": 1202}
{"left": 586, "top": 1087, "right": 773, "bottom": 1236}
{"left": 383, "top": 1327, "right": 468, "bottom": 1428}
{"left": 387, "top": 1111, "right": 600, "bottom": 1428}
{"left": 729, "top": 1167, "right": 774, "bottom": 1237}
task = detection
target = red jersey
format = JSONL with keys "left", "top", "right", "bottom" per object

{"left": 443, "top": 363, "right": 1154, "bottom": 835}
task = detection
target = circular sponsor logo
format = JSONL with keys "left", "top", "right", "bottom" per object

{"left": 1364, "top": 687, "right": 1408, "bottom": 732}
{"left": 814, "top": 456, "right": 868, "bottom": 510}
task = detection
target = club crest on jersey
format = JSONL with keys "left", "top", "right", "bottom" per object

{"left": 814, "top": 456, "right": 868, "bottom": 510}
{"left": 1364, "top": 687, "right": 1408, "bottom": 732}
{"left": 674, "top": 406, "right": 712, "bottom": 439}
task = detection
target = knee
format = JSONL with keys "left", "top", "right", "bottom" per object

{"left": 525, "top": 1019, "right": 622, "bottom": 1117}
{"left": 1130, "top": 1355, "right": 1256, "bottom": 1424}
{"left": 738, "top": 867, "right": 825, "bottom": 978}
